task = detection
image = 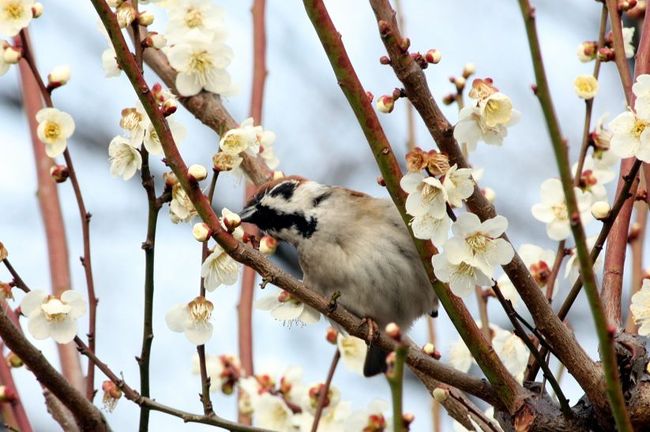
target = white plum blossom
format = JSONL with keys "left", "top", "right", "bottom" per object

{"left": 630, "top": 279, "right": 650, "bottom": 336}
{"left": 219, "top": 117, "right": 263, "bottom": 157}
{"left": 609, "top": 110, "right": 650, "bottom": 161}
{"left": 120, "top": 101, "right": 186, "bottom": 155}
{"left": 253, "top": 393, "right": 296, "bottom": 431}
{"left": 432, "top": 250, "right": 492, "bottom": 298}
{"left": 143, "top": 116, "right": 186, "bottom": 155}
{"left": 165, "top": 296, "right": 214, "bottom": 345}
{"left": 201, "top": 243, "right": 240, "bottom": 290}
{"left": 410, "top": 212, "right": 450, "bottom": 247}
{"left": 345, "top": 400, "right": 388, "bottom": 432}
{"left": 443, "top": 164, "right": 475, "bottom": 207}
{"left": 496, "top": 273, "right": 520, "bottom": 306}
{"left": 623, "top": 26, "right": 636, "bottom": 59}
{"left": 454, "top": 84, "right": 520, "bottom": 151}
{"left": 191, "top": 353, "right": 241, "bottom": 393}
{"left": 445, "top": 213, "right": 514, "bottom": 278}
{"left": 492, "top": 327, "right": 528, "bottom": 383}
{"left": 165, "top": 0, "right": 227, "bottom": 44}
{"left": 336, "top": 334, "right": 366, "bottom": 375}
{"left": 573, "top": 75, "right": 599, "bottom": 100}
{"left": 20, "top": 290, "right": 86, "bottom": 344}
{"left": 165, "top": 35, "right": 233, "bottom": 97}
{"left": 36, "top": 108, "right": 75, "bottom": 158}
{"left": 0, "top": 0, "right": 34, "bottom": 37}
{"left": 169, "top": 185, "right": 196, "bottom": 223}
{"left": 108, "top": 136, "right": 142, "bottom": 180}
{"left": 448, "top": 337, "right": 473, "bottom": 372}
{"left": 564, "top": 237, "right": 603, "bottom": 283}
{"left": 572, "top": 157, "right": 612, "bottom": 202}
{"left": 255, "top": 289, "right": 320, "bottom": 326}
{"left": 101, "top": 47, "right": 121, "bottom": 77}
{"left": 531, "top": 178, "right": 592, "bottom": 241}
{"left": 400, "top": 172, "right": 448, "bottom": 218}
{"left": 632, "top": 74, "right": 650, "bottom": 120}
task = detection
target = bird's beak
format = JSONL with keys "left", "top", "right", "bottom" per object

{"left": 239, "top": 205, "right": 257, "bottom": 223}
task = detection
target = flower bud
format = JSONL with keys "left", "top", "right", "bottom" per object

{"left": 326, "top": 327, "right": 337, "bottom": 345}
{"left": 6, "top": 352, "right": 22, "bottom": 368}
{"left": 422, "top": 342, "right": 435, "bottom": 355}
{"left": 146, "top": 32, "right": 166, "bottom": 49}
{"left": 192, "top": 223, "right": 211, "bottom": 242}
{"left": 272, "top": 170, "right": 285, "bottom": 180}
{"left": 619, "top": 0, "right": 638, "bottom": 11}
{"left": 187, "top": 164, "right": 208, "bottom": 182}
{"left": 385, "top": 322, "right": 401, "bottom": 340}
{"left": 376, "top": 95, "right": 395, "bottom": 113}
{"left": 47, "top": 65, "right": 71, "bottom": 88}
{"left": 454, "top": 76, "right": 466, "bottom": 90}
{"left": 32, "top": 2, "right": 44, "bottom": 18}
{"left": 402, "top": 413, "right": 415, "bottom": 427}
{"left": 591, "top": 200, "right": 610, "bottom": 220}
{"left": 222, "top": 208, "right": 241, "bottom": 232}
{"left": 577, "top": 41, "right": 597, "bottom": 63}
{"left": 3, "top": 46, "right": 21, "bottom": 64}
{"left": 424, "top": 49, "right": 441, "bottom": 64}
{"left": 0, "top": 242, "right": 7, "bottom": 261}
{"left": 442, "top": 93, "right": 456, "bottom": 105}
{"left": 432, "top": 387, "right": 448, "bottom": 402}
{"left": 574, "top": 75, "right": 599, "bottom": 100}
{"left": 647, "top": 360, "right": 650, "bottom": 375}
{"left": 259, "top": 235, "right": 278, "bottom": 255}
{"left": 116, "top": 3, "right": 136, "bottom": 28}
{"left": 137, "top": 11, "right": 155, "bottom": 26}
{"left": 0, "top": 282, "right": 13, "bottom": 301}
{"left": 107, "top": 0, "right": 124, "bottom": 7}
{"left": 597, "top": 47, "right": 615, "bottom": 62}
{"left": 462, "top": 63, "right": 476, "bottom": 78}
{"left": 163, "top": 171, "right": 178, "bottom": 188}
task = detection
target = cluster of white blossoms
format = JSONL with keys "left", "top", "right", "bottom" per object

{"left": 108, "top": 92, "right": 186, "bottom": 181}
{"left": 453, "top": 78, "right": 520, "bottom": 152}
{"left": 609, "top": 74, "right": 650, "bottom": 162}
{"left": 217, "top": 117, "right": 280, "bottom": 174}
{"left": 20, "top": 290, "right": 87, "bottom": 344}
{"left": 496, "top": 244, "right": 555, "bottom": 305}
{"left": 161, "top": 0, "right": 234, "bottom": 96}
{"left": 166, "top": 209, "right": 243, "bottom": 344}
{"left": 448, "top": 322, "right": 528, "bottom": 383}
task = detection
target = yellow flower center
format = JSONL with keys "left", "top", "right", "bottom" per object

{"left": 184, "top": 8, "right": 203, "bottom": 28}
{"left": 188, "top": 297, "right": 213, "bottom": 323}
{"left": 120, "top": 108, "right": 144, "bottom": 132}
{"left": 457, "top": 261, "right": 476, "bottom": 276}
{"left": 632, "top": 119, "right": 647, "bottom": 138}
{"left": 189, "top": 51, "right": 213, "bottom": 74}
{"left": 4, "top": 2, "right": 23, "bottom": 19}
{"left": 552, "top": 203, "right": 568, "bottom": 220}
{"left": 41, "top": 298, "right": 71, "bottom": 322}
{"left": 466, "top": 232, "right": 489, "bottom": 254}
{"left": 43, "top": 121, "right": 61, "bottom": 141}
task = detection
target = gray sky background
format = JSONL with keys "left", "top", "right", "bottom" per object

{"left": 0, "top": 0, "right": 640, "bottom": 430}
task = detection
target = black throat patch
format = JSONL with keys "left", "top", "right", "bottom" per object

{"left": 251, "top": 204, "right": 318, "bottom": 239}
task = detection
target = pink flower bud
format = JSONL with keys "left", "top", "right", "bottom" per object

{"left": 424, "top": 49, "right": 441, "bottom": 64}
{"left": 385, "top": 322, "right": 401, "bottom": 340}
{"left": 192, "top": 223, "right": 211, "bottom": 242}
{"left": 187, "top": 164, "right": 208, "bottom": 182}
{"left": 376, "top": 95, "right": 395, "bottom": 113}
{"left": 259, "top": 235, "right": 277, "bottom": 255}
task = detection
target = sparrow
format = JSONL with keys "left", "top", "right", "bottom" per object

{"left": 240, "top": 176, "right": 438, "bottom": 376}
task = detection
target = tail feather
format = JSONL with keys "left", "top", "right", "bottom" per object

{"left": 363, "top": 343, "right": 388, "bottom": 377}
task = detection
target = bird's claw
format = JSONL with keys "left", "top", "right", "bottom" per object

{"left": 360, "top": 317, "right": 380, "bottom": 343}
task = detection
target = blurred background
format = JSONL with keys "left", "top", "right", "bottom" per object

{"left": 0, "top": 0, "right": 642, "bottom": 430}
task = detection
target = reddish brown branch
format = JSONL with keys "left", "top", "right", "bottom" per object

{"left": 15, "top": 32, "right": 85, "bottom": 393}
{"left": 0, "top": 347, "right": 32, "bottom": 432}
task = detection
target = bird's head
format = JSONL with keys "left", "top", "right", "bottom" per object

{"left": 239, "top": 176, "right": 333, "bottom": 245}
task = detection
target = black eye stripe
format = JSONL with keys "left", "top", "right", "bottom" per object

{"left": 312, "top": 191, "right": 332, "bottom": 207}
{"left": 269, "top": 181, "right": 299, "bottom": 200}
{"left": 250, "top": 204, "right": 317, "bottom": 238}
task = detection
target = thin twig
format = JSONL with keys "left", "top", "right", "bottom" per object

{"left": 310, "top": 349, "right": 340, "bottom": 432}
{"left": 517, "top": 1, "right": 632, "bottom": 428}
{"left": 386, "top": 343, "right": 407, "bottom": 432}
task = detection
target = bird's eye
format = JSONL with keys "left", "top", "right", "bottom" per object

{"left": 269, "top": 181, "right": 298, "bottom": 200}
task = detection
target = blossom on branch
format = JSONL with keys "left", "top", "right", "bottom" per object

{"left": 631, "top": 279, "right": 650, "bottom": 336}
{"left": 201, "top": 243, "right": 240, "bottom": 290}
{"left": 531, "top": 178, "right": 592, "bottom": 241}
{"left": 255, "top": 289, "right": 320, "bottom": 326}
{"left": 108, "top": 136, "right": 142, "bottom": 180}
{"left": 0, "top": 0, "right": 34, "bottom": 37}
{"left": 336, "top": 334, "right": 366, "bottom": 375}
{"left": 165, "top": 296, "right": 214, "bottom": 345}
{"left": 20, "top": 290, "right": 86, "bottom": 344}
{"left": 35, "top": 107, "right": 75, "bottom": 158}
